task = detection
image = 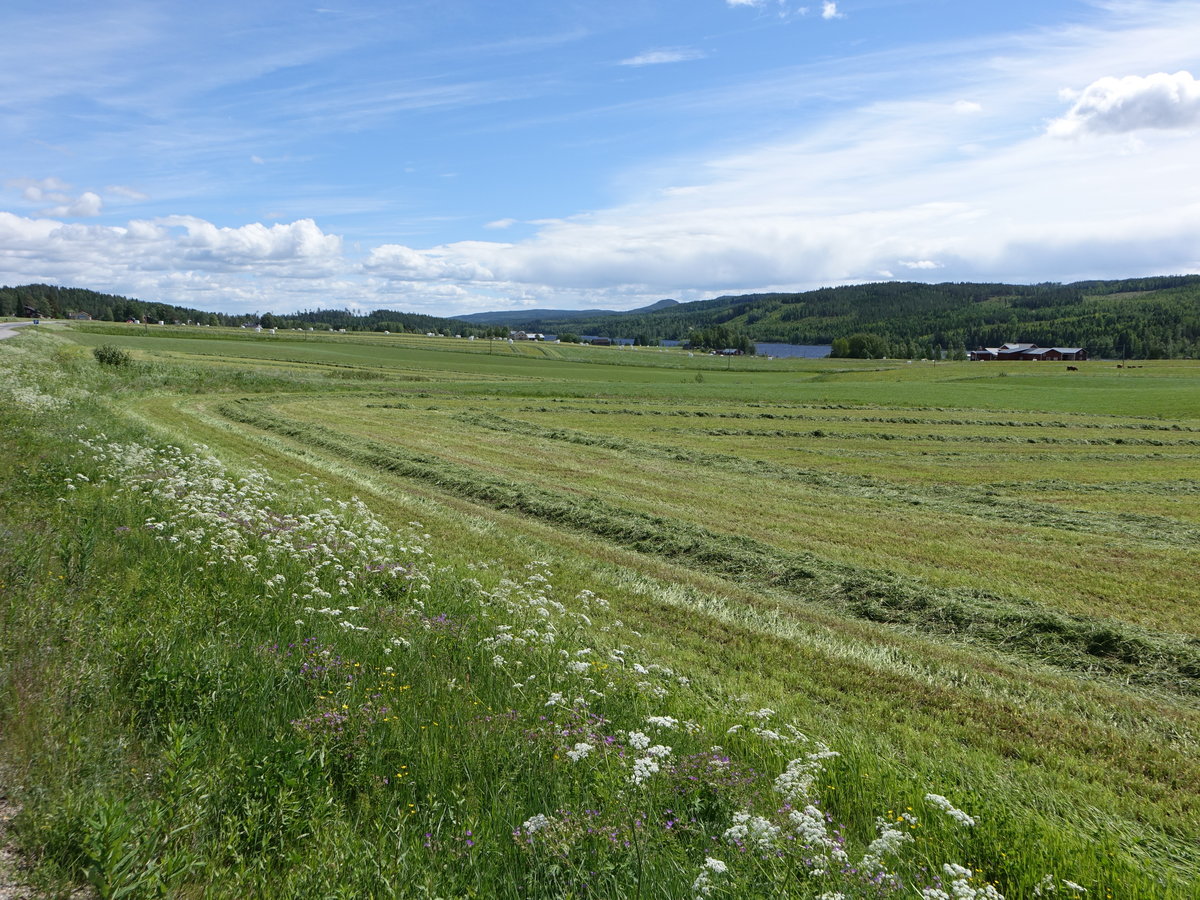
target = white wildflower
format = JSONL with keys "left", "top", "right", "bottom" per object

{"left": 566, "top": 742, "right": 593, "bottom": 762}
{"left": 521, "top": 813, "right": 552, "bottom": 834}
{"left": 860, "top": 817, "right": 913, "bottom": 874}
{"left": 723, "top": 811, "right": 781, "bottom": 850}
{"left": 627, "top": 731, "right": 651, "bottom": 751}
{"left": 691, "top": 857, "right": 728, "bottom": 899}
{"left": 925, "top": 793, "right": 977, "bottom": 827}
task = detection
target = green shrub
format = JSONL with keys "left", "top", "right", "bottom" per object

{"left": 93, "top": 345, "right": 132, "bottom": 367}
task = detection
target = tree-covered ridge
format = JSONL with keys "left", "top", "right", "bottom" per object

{"left": 0, "top": 285, "right": 496, "bottom": 337}
{"left": 6, "top": 274, "right": 1200, "bottom": 357}
{"left": 0, "top": 284, "right": 221, "bottom": 326}
{"left": 465, "top": 276, "right": 1200, "bottom": 358}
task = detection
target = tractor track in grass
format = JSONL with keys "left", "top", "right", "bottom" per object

{"left": 459, "top": 411, "right": 1200, "bottom": 549}
{"left": 219, "top": 398, "right": 1200, "bottom": 701}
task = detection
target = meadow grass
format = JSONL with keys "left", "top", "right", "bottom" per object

{"left": 1, "top": 326, "right": 1197, "bottom": 898}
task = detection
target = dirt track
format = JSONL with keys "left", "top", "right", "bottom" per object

{"left": 0, "top": 323, "right": 33, "bottom": 341}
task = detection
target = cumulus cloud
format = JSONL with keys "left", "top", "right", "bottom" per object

{"left": 6, "top": 178, "right": 109, "bottom": 217}
{"left": 6, "top": 177, "right": 70, "bottom": 203}
{"left": 822, "top": 2, "right": 842, "bottom": 20}
{"left": 155, "top": 216, "right": 343, "bottom": 267}
{"left": 1048, "top": 70, "right": 1200, "bottom": 138}
{"left": 0, "top": 213, "right": 343, "bottom": 289}
{"left": 900, "top": 259, "right": 943, "bottom": 270}
{"left": 365, "top": 241, "right": 499, "bottom": 281}
{"left": 0, "top": 211, "right": 359, "bottom": 313}
{"left": 620, "top": 48, "right": 705, "bottom": 67}
{"left": 43, "top": 191, "right": 104, "bottom": 218}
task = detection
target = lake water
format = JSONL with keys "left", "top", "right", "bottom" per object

{"left": 661, "top": 340, "right": 832, "bottom": 358}
{"left": 753, "top": 343, "right": 832, "bottom": 358}
{"left": 561, "top": 336, "right": 831, "bottom": 357}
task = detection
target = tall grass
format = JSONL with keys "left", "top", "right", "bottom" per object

{"left": 0, "top": 330, "right": 1194, "bottom": 897}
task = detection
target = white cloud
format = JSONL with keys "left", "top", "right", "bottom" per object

{"left": 1048, "top": 70, "right": 1200, "bottom": 138}
{"left": 0, "top": 212, "right": 345, "bottom": 310}
{"left": 726, "top": 0, "right": 814, "bottom": 18}
{"left": 485, "top": 218, "right": 517, "bottom": 229}
{"left": 43, "top": 191, "right": 104, "bottom": 218}
{"left": 156, "top": 216, "right": 343, "bottom": 266}
{"left": 822, "top": 2, "right": 842, "bottom": 21}
{"left": 6, "top": 177, "right": 70, "bottom": 203}
{"left": 620, "top": 48, "right": 705, "bottom": 67}
{"left": 5, "top": 2, "right": 1200, "bottom": 316}
{"left": 106, "top": 185, "right": 150, "bottom": 201}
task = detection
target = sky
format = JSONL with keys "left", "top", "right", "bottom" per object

{"left": 1, "top": 0, "right": 1199, "bottom": 316}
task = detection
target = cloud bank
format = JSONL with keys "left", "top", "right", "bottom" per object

{"left": 1049, "top": 70, "right": 1200, "bottom": 137}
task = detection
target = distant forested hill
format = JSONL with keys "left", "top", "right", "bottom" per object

{"left": 0, "top": 285, "right": 495, "bottom": 337}
{"left": 454, "top": 298, "right": 679, "bottom": 326}
{"left": 0, "top": 284, "right": 223, "bottom": 326}
{"left": 6, "top": 276, "right": 1199, "bottom": 357}
{"left": 463, "top": 277, "right": 1200, "bottom": 358}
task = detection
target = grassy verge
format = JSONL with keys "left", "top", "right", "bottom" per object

{"left": 1, "top": 329, "right": 1196, "bottom": 897}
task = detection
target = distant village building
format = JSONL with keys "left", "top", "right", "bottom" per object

{"left": 588, "top": 337, "right": 612, "bottom": 346}
{"left": 509, "top": 330, "right": 544, "bottom": 341}
{"left": 968, "top": 343, "right": 1088, "bottom": 361}
{"left": 68, "top": 311, "right": 93, "bottom": 320}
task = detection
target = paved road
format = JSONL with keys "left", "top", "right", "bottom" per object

{"left": 0, "top": 322, "right": 34, "bottom": 340}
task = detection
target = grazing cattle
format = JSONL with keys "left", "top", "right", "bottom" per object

{"left": 1066, "top": 365, "right": 1078, "bottom": 371}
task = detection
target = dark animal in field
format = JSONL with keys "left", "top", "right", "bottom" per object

{"left": 1066, "top": 365, "right": 1078, "bottom": 371}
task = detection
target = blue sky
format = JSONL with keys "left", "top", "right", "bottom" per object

{"left": 2, "top": 0, "right": 1199, "bottom": 315}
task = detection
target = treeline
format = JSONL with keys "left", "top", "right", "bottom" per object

{"left": 475, "top": 276, "right": 1200, "bottom": 358}
{"left": 277, "top": 308, "right": 499, "bottom": 337}
{"left": 8, "top": 276, "right": 1200, "bottom": 358}
{"left": 0, "top": 285, "right": 495, "bottom": 338}
{"left": 684, "top": 324, "right": 756, "bottom": 354}
{"left": 0, "top": 284, "right": 223, "bottom": 326}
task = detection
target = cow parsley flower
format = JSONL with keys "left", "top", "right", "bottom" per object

{"left": 627, "top": 730, "right": 651, "bottom": 751}
{"left": 522, "top": 813, "right": 552, "bottom": 834}
{"left": 566, "top": 742, "right": 593, "bottom": 762}
{"left": 925, "top": 793, "right": 977, "bottom": 827}
{"left": 692, "top": 857, "right": 728, "bottom": 898}
{"left": 723, "top": 811, "right": 781, "bottom": 850}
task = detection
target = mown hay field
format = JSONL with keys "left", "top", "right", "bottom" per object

{"left": 2, "top": 321, "right": 1198, "bottom": 898}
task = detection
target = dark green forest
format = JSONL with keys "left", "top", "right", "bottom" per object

{"left": 0, "top": 285, "right": 493, "bottom": 338}
{"left": 465, "top": 276, "right": 1200, "bottom": 359}
{"left": 5, "top": 275, "right": 1200, "bottom": 358}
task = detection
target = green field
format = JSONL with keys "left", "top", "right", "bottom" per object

{"left": 2, "top": 322, "right": 1197, "bottom": 898}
